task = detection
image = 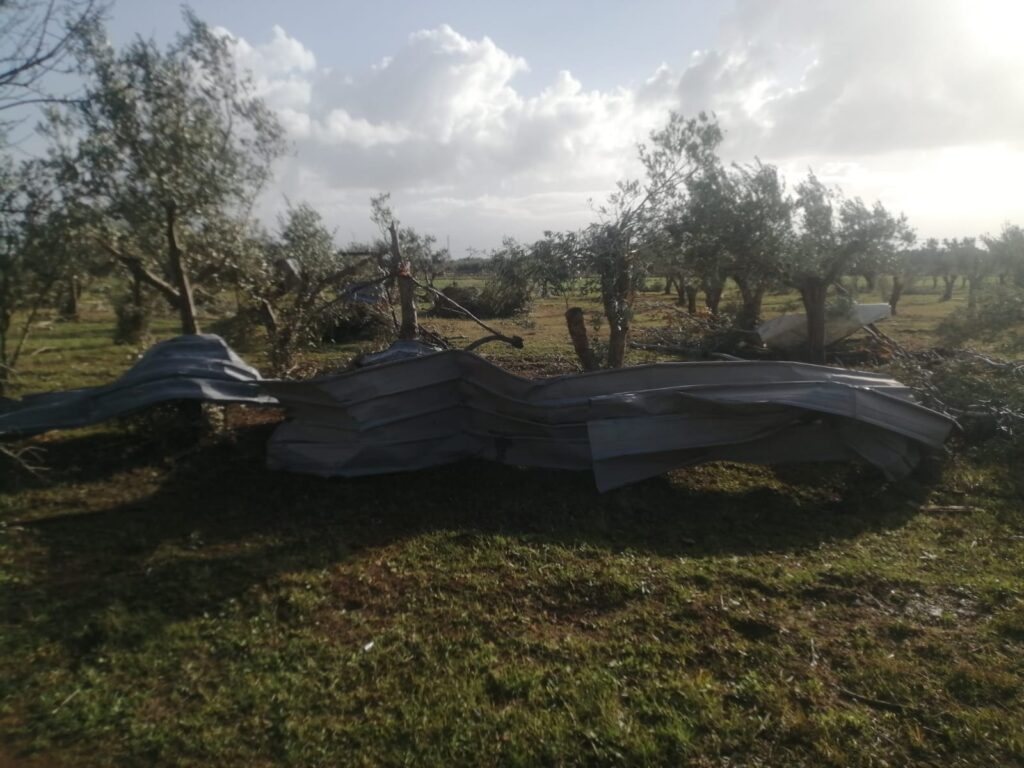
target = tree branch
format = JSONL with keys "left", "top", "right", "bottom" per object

{"left": 409, "top": 275, "right": 523, "bottom": 350}
{"left": 98, "top": 239, "right": 181, "bottom": 307}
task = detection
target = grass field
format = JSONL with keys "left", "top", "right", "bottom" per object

{"left": 1, "top": 281, "right": 1023, "bottom": 766}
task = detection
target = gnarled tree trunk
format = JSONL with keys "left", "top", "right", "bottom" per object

{"left": 799, "top": 280, "right": 829, "bottom": 365}
{"left": 565, "top": 307, "right": 599, "bottom": 371}
{"left": 683, "top": 285, "right": 698, "bottom": 315}
{"left": 889, "top": 275, "right": 904, "bottom": 315}
{"left": 703, "top": 276, "right": 725, "bottom": 315}
{"left": 734, "top": 276, "right": 766, "bottom": 331}
{"left": 940, "top": 274, "right": 957, "bottom": 301}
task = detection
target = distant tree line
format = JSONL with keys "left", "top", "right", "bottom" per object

{"left": 479, "top": 123, "right": 1024, "bottom": 366}
{"left": 3, "top": 0, "right": 1024, "bottom": 394}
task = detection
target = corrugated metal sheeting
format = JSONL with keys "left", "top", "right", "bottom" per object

{"left": 0, "top": 335, "right": 955, "bottom": 490}
{"left": 0, "top": 335, "right": 271, "bottom": 437}
{"left": 263, "top": 346, "right": 953, "bottom": 490}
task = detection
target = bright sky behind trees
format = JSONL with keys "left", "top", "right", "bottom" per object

{"left": 75, "top": 0, "right": 1024, "bottom": 252}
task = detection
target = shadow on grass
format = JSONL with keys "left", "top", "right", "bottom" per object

{"left": 2, "top": 421, "right": 935, "bottom": 662}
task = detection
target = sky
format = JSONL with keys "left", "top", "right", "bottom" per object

{"left": 97, "top": 0, "right": 1024, "bottom": 253}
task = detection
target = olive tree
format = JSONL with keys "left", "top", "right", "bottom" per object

{"left": 583, "top": 111, "right": 722, "bottom": 368}
{"left": 243, "top": 204, "right": 375, "bottom": 374}
{"left": 946, "top": 237, "right": 990, "bottom": 311}
{"left": 529, "top": 232, "right": 584, "bottom": 304}
{"left": 722, "top": 162, "right": 792, "bottom": 330}
{"left": 0, "top": 159, "right": 85, "bottom": 393}
{"left": 663, "top": 162, "right": 732, "bottom": 315}
{"left": 784, "top": 173, "right": 908, "bottom": 363}
{"left": 889, "top": 237, "right": 936, "bottom": 316}
{"left": 984, "top": 224, "right": 1024, "bottom": 287}
{"left": 48, "top": 9, "right": 285, "bottom": 335}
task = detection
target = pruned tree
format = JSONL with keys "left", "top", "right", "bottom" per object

{"left": 369, "top": 193, "right": 419, "bottom": 340}
{"left": 47, "top": 9, "right": 285, "bottom": 335}
{"left": 245, "top": 203, "right": 373, "bottom": 374}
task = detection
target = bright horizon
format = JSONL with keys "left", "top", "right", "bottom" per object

{"left": 29, "top": 0, "right": 1024, "bottom": 253}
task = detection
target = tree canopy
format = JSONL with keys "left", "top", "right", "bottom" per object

{"left": 47, "top": 9, "right": 285, "bottom": 333}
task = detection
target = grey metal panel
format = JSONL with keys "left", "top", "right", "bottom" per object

{"left": 266, "top": 347, "right": 955, "bottom": 489}
{"left": 757, "top": 303, "right": 892, "bottom": 349}
{"left": 0, "top": 335, "right": 274, "bottom": 438}
{"left": 0, "top": 336, "right": 955, "bottom": 492}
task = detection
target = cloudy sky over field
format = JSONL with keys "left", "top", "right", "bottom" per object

{"left": 107, "top": 0, "right": 1024, "bottom": 252}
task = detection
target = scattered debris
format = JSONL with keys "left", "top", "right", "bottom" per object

{"left": 757, "top": 303, "right": 892, "bottom": 350}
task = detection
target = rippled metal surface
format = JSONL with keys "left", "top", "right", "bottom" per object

{"left": 1, "top": 335, "right": 954, "bottom": 490}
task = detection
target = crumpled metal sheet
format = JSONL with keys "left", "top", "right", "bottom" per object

{"left": 263, "top": 349, "right": 954, "bottom": 490}
{"left": 757, "top": 303, "right": 892, "bottom": 349}
{"left": 357, "top": 340, "right": 445, "bottom": 366}
{"left": 0, "top": 335, "right": 954, "bottom": 490}
{"left": 0, "top": 334, "right": 273, "bottom": 438}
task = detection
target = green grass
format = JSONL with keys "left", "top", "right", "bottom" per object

{"left": 1, "top": 281, "right": 1023, "bottom": 766}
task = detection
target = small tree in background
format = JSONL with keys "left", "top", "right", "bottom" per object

{"left": 246, "top": 203, "right": 373, "bottom": 374}
{"left": 984, "top": 224, "right": 1024, "bottom": 288}
{"left": 583, "top": 111, "right": 722, "bottom": 368}
{"left": 888, "top": 235, "right": 933, "bottom": 316}
{"left": 724, "top": 161, "right": 792, "bottom": 330}
{"left": 784, "top": 172, "right": 907, "bottom": 363}
{"left": 945, "top": 237, "right": 990, "bottom": 311}
{"left": 934, "top": 241, "right": 961, "bottom": 302}
{"left": 529, "top": 232, "right": 584, "bottom": 305}
{"left": 400, "top": 230, "right": 449, "bottom": 289}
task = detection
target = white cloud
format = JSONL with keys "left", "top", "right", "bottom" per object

{"left": 221, "top": 2, "right": 1024, "bottom": 250}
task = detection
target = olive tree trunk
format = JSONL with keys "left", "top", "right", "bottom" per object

{"left": 703, "top": 276, "right": 725, "bottom": 315}
{"left": 734, "top": 277, "right": 766, "bottom": 331}
{"left": 889, "top": 275, "right": 904, "bottom": 315}
{"left": 166, "top": 204, "right": 199, "bottom": 335}
{"left": 799, "top": 280, "right": 829, "bottom": 365}
{"left": 940, "top": 274, "right": 957, "bottom": 301}
{"left": 388, "top": 221, "right": 418, "bottom": 340}
{"left": 565, "top": 307, "right": 599, "bottom": 371}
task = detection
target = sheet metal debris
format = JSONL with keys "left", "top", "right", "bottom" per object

{"left": 264, "top": 349, "right": 952, "bottom": 489}
{"left": 0, "top": 335, "right": 272, "bottom": 437}
{"left": 0, "top": 335, "right": 954, "bottom": 490}
{"left": 757, "top": 303, "right": 892, "bottom": 350}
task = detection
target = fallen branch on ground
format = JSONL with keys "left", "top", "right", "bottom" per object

{"left": 0, "top": 443, "right": 48, "bottom": 479}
